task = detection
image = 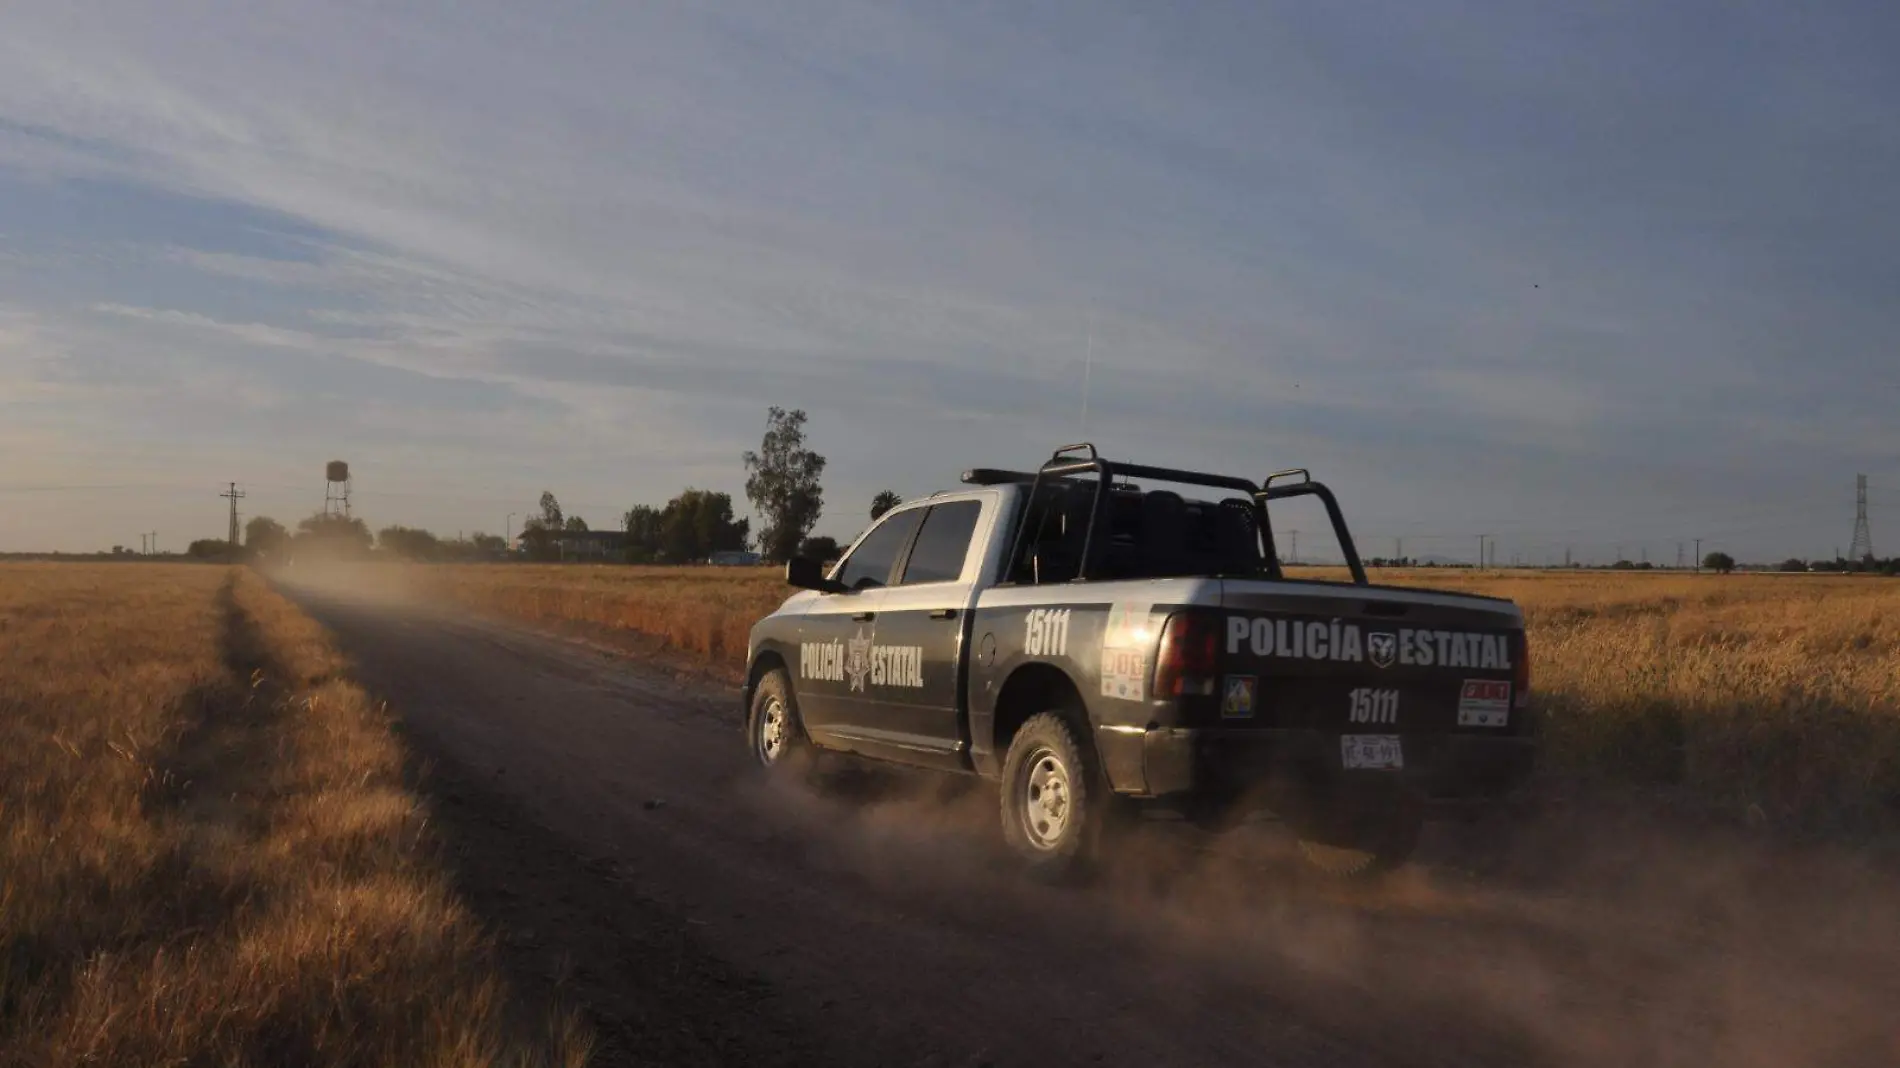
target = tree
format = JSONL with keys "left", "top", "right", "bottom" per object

{"left": 1779, "top": 558, "right": 1808, "bottom": 573}
{"left": 743, "top": 407, "right": 826, "bottom": 562}
{"left": 517, "top": 519, "right": 558, "bottom": 561}
{"left": 662, "top": 489, "right": 749, "bottom": 563}
{"left": 539, "top": 491, "right": 564, "bottom": 531}
{"left": 1703, "top": 551, "right": 1735, "bottom": 574}
{"left": 377, "top": 525, "right": 442, "bottom": 559}
{"left": 187, "top": 538, "right": 233, "bottom": 560}
{"left": 564, "top": 515, "right": 590, "bottom": 533}
{"left": 625, "top": 490, "right": 751, "bottom": 563}
{"left": 295, "top": 513, "right": 374, "bottom": 555}
{"left": 799, "top": 535, "right": 842, "bottom": 562}
{"left": 870, "top": 490, "right": 902, "bottom": 521}
{"left": 245, "top": 516, "right": 289, "bottom": 559}
{"left": 623, "top": 504, "right": 665, "bottom": 563}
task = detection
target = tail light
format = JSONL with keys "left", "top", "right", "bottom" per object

{"left": 1153, "top": 611, "right": 1221, "bottom": 698}
{"left": 1514, "top": 635, "right": 1532, "bottom": 708}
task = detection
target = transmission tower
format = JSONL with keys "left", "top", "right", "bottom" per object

{"left": 1849, "top": 474, "right": 1874, "bottom": 561}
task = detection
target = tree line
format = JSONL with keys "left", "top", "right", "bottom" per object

{"left": 195, "top": 406, "right": 900, "bottom": 566}
{"left": 189, "top": 514, "right": 509, "bottom": 563}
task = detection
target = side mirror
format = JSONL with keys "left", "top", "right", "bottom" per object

{"left": 786, "top": 556, "right": 847, "bottom": 593}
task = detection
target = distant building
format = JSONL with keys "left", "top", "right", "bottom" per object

{"left": 538, "top": 529, "right": 627, "bottom": 560}
{"left": 709, "top": 550, "right": 762, "bottom": 566}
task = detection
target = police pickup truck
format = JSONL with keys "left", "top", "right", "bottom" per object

{"left": 744, "top": 445, "right": 1534, "bottom": 877}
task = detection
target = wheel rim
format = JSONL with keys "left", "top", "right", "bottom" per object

{"left": 756, "top": 694, "right": 789, "bottom": 765}
{"left": 1017, "top": 746, "right": 1073, "bottom": 850}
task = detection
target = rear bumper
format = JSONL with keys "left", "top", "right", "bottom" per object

{"left": 1096, "top": 725, "right": 1536, "bottom": 805}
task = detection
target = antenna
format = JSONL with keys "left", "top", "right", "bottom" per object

{"left": 1079, "top": 309, "right": 1095, "bottom": 438}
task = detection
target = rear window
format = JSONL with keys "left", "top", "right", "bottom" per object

{"left": 899, "top": 501, "right": 982, "bottom": 584}
{"left": 1011, "top": 483, "right": 1263, "bottom": 583}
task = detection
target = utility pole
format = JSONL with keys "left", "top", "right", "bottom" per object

{"left": 507, "top": 512, "right": 518, "bottom": 551}
{"left": 1476, "top": 534, "right": 1487, "bottom": 570}
{"left": 1564, "top": 546, "right": 1572, "bottom": 569}
{"left": 1694, "top": 538, "right": 1702, "bottom": 573}
{"left": 147, "top": 531, "right": 158, "bottom": 556}
{"left": 221, "top": 482, "right": 246, "bottom": 550}
{"left": 1289, "top": 529, "right": 1299, "bottom": 564}
{"left": 1676, "top": 542, "right": 1684, "bottom": 569}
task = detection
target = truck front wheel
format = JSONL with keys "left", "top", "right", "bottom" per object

{"left": 747, "top": 668, "right": 810, "bottom": 773}
{"left": 999, "top": 712, "right": 1105, "bottom": 880}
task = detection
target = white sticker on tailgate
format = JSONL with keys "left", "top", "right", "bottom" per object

{"left": 1341, "top": 734, "right": 1403, "bottom": 770}
{"left": 1457, "top": 680, "right": 1512, "bottom": 727}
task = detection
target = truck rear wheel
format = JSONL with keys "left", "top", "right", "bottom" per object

{"left": 999, "top": 712, "right": 1105, "bottom": 880}
{"left": 747, "top": 669, "right": 810, "bottom": 773}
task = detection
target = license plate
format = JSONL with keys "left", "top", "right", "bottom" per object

{"left": 1341, "top": 734, "right": 1403, "bottom": 770}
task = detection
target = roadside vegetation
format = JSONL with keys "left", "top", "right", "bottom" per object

{"left": 0, "top": 563, "right": 586, "bottom": 1066}
{"left": 414, "top": 563, "right": 787, "bottom": 666}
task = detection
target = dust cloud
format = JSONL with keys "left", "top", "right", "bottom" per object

{"left": 751, "top": 763, "right": 1900, "bottom": 1067}
{"left": 266, "top": 560, "right": 432, "bottom": 608}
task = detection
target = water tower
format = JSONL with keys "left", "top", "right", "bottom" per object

{"left": 323, "top": 460, "right": 352, "bottom": 518}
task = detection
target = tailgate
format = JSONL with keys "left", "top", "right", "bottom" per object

{"left": 1214, "top": 583, "right": 1527, "bottom": 737}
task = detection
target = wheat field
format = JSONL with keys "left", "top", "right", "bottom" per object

{"left": 412, "top": 563, "right": 1900, "bottom": 835}
{"left": 0, "top": 563, "right": 587, "bottom": 1066}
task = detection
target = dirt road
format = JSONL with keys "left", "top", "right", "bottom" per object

{"left": 285, "top": 580, "right": 1899, "bottom": 1068}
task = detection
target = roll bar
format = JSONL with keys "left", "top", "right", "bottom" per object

{"left": 997, "top": 444, "right": 1368, "bottom": 586}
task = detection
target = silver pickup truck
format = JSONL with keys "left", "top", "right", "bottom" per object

{"left": 744, "top": 445, "right": 1535, "bottom": 877}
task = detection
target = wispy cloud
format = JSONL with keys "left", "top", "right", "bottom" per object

{"left": 0, "top": 1, "right": 1895, "bottom": 558}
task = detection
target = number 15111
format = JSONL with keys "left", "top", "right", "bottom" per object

{"left": 1348, "top": 687, "right": 1398, "bottom": 725}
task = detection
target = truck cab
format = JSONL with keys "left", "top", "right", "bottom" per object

{"left": 745, "top": 445, "right": 1535, "bottom": 877}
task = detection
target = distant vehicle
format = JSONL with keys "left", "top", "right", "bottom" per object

{"left": 709, "top": 550, "right": 763, "bottom": 566}
{"left": 743, "top": 445, "right": 1536, "bottom": 878}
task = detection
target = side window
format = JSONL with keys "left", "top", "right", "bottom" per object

{"left": 834, "top": 508, "right": 923, "bottom": 590}
{"left": 898, "top": 501, "right": 982, "bottom": 585}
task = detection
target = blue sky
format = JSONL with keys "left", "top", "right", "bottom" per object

{"left": 2, "top": 1, "right": 1896, "bottom": 562}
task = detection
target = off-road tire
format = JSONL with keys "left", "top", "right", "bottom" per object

{"left": 747, "top": 669, "right": 812, "bottom": 774}
{"left": 999, "top": 712, "right": 1108, "bottom": 880}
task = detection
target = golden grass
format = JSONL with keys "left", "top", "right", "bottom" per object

{"left": 0, "top": 563, "right": 588, "bottom": 1067}
{"left": 412, "top": 564, "right": 788, "bottom": 665}
{"left": 425, "top": 563, "right": 1900, "bottom": 834}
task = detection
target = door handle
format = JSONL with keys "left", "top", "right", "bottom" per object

{"left": 929, "top": 608, "right": 959, "bottom": 620}
{"left": 850, "top": 611, "right": 876, "bottom": 622}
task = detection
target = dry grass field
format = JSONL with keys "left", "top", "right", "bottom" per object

{"left": 0, "top": 564, "right": 586, "bottom": 1066}
{"left": 416, "top": 563, "right": 1900, "bottom": 836}
{"left": 410, "top": 563, "right": 788, "bottom": 665}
